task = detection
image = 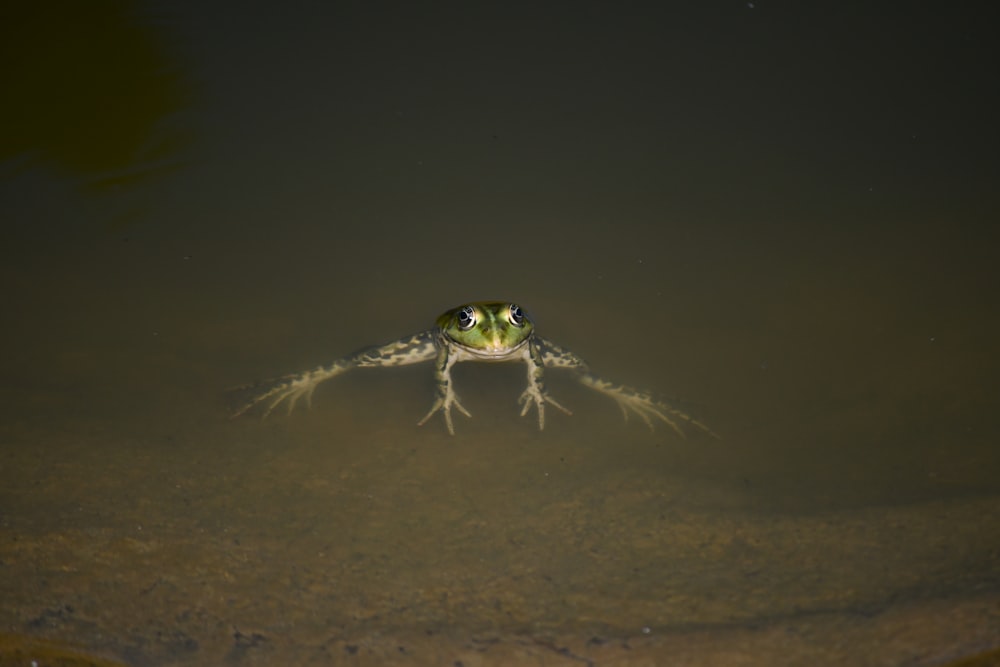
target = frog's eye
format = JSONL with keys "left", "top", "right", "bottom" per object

{"left": 457, "top": 305, "right": 477, "bottom": 331}
{"left": 507, "top": 304, "right": 525, "bottom": 327}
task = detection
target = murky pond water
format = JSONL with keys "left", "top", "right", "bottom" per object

{"left": 2, "top": 3, "right": 998, "bottom": 666}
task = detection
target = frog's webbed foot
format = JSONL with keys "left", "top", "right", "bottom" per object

{"left": 230, "top": 363, "right": 351, "bottom": 419}
{"left": 417, "top": 392, "right": 471, "bottom": 436}
{"left": 517, "top": 386, "right": 572, "bottom": 431}
{"left": 232, "top": 332, "right": 439, "bottom": 422}
{"left": 578, "top": 375, "right": 717, "bottom": 439}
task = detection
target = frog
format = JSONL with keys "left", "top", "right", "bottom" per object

{"left": 232, "top": 301, "right": 715, "bottom": 437}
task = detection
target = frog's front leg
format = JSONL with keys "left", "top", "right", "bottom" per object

{"left": 416, "top": 342, "right": 471, "bottom": 435}
{"left": 232, "top": 331, "right": 438, "bottom": 419}
{"left": 517, "top": 339, "right": 572, "bottom": 430}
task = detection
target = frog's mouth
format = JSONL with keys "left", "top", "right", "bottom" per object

{"left": 449, "top": 336, "right": 529, "bottom": 360}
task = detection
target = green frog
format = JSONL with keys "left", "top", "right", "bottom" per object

{"left": 233, "top": 301, "right": 714, "bottom": 437}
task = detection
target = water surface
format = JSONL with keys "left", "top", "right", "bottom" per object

{"left": 2, "top": 3, "right": 998, "bottom": 665}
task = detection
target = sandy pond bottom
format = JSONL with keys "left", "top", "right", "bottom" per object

{"left": 1, "top": 595, "right": 998, "bottom": 667}
{"left": 1, "top": 405, "right": 998, "bottom": 667}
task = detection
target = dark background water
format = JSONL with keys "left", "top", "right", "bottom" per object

{"left": 2, "top": 2, "right": 998, "bottom": 665}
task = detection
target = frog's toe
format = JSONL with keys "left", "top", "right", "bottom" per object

{"left": 649, "top": 408, "right": 685, "bottom": 438}
{"left": 517, "top": 389, "right": 571, "bottom": 430}
{"left": 516, "top": 389, "right": 542, "bottom": 429}
{"left": 632, "top": 404, "right": 658, "bottom": 431}
{"left": 452, "top": 396, "right": 472, "bottom": 418}
{"left": 444, "top": 398, "right": 472, "bottom": 434}
{"left": 231, "top": 375, "right": 308, "bottom": 419}
{"left": 629, "top": 399, "right": 686, "bottom": 437}
{"left": 545, "top": 394, "right": 572, "bottom": 416}
{"left": 417, "top": 394, "right": 471, "bottom": 435}
{"left": 273, "top": 379, "right": 317, "bottom": 416}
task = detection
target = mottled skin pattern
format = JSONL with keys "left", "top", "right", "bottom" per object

{"left": 233, "top": 302, "right": 715, "bottom": 437}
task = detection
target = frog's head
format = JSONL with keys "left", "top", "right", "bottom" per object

{"left": 437, "top": 302, "right": 534, "bottom": 359}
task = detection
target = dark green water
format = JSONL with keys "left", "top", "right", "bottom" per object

{"left": 2, "top": 3, "right": 998, "bottom": 665}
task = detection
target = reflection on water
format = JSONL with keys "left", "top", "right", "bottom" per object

{"left": 1, "top": 2, "right": 998, "bottom": 665}
{"left": 2, "top": 0, "right": 191, "bottom": 227}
